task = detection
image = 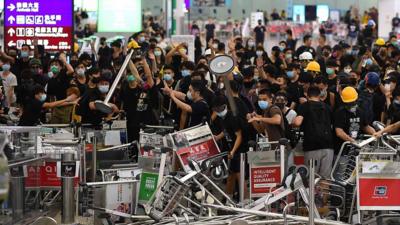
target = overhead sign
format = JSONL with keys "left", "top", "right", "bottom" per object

{"left": 98, "top": 0, "right": 142, "bottom": 32}
{"left": 4, "top": 0, "right": 73, "bottom": 51}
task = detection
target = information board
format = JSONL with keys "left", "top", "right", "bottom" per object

{"left": 4, "top": 0, "right": 73, "bottom": 51}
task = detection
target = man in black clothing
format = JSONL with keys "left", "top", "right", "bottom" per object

{"left": 253, "top": 20, "right": 266, "bottom": 46}
{"left": 205, "top": 18, "right": 216, "bottom": 44}
{"left": 169, "top": 80, "right": 210, "bottom": 127}
{"left": 293, "top": 86, "right": 333, "bottom": 178}
{"left": 98, "top": 37, "right": 113, "bottom": 70}
{"left": 19, "top": 86, "right": 77, "bottom": 126}
{"left": 87, "top": 76, "right": 119, "bottom": 126}
{"left": 212, "top": 95, "right": 249, "bottom": 199}
{"left": 333, "top": 87, "right": 375, "bottom": 176}
{"left": 121, "top": 59, "right": 158, "bottom": 142}
{"left": 46, "top": 54, "right": 75, "bottom": 101}
{"left": 295, "top": 35, "right": 316, "bottom": 58}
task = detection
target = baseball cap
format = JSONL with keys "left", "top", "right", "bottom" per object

{"left": 365, "top": 72, "right": 380, "bottom": 86}
{"left": 299, "top": 51, "right": 313, "bottom": 60}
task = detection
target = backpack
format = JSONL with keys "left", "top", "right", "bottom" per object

{"left": 305, "top": 101, "right": 332, "bottom": 145}
{"left": 283, "top": 109, "right": 298, "bottom": 148}
{"left": 357, "top": 90, "right": 373, "bottom": 124}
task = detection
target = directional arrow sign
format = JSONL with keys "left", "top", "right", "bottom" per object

{"left": 7, "top": 28, "right": 15, "bottom": 37}
{"left": 7, "top": 41, "right": 16, "bottom": 47}
{"left": 8, "top": 16, "right": 15, "bottom": 24}
{"left": 7, "top": 4, "right": 15, "bottom": 12}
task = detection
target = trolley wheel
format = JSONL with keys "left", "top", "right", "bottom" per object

{"left": 148, "top": 208, "right": 163, "bottom": 222}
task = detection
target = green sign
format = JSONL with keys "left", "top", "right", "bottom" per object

{"left": 138, "top": 172, "right": 159, "bottom": 202}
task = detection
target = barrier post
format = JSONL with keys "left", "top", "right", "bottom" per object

{"left": 10, "top": 167, "right": 24, "bottom": 221}
{"left": 61, "top": 153, "right": 76, "bottom": 224}
{"left": 309, "top": 159, "right": 316, "bottom": 225}
{"left": 239, "top": 152, "right": 245, "bottom": 205}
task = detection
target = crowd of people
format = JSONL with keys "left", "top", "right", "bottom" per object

{"left": 0, "top": 6, "right": 399, "bottom": 200}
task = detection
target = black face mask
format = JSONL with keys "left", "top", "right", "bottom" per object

{"left": 275, "top": 102, "right": 285, "bottom": 110}
{"left": 243, "top": 80, "right": 254, "bottom": 89}
{"left": 91, "top": 77, "right": 100, "bottom": 84}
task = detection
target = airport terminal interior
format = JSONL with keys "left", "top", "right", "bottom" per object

{"left": 0, "top": 0, "right": 400, "bottom": 224}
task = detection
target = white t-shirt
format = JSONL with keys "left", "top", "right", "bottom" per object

{"left": 0, "top": 71, "right": 18, "bottom": 105}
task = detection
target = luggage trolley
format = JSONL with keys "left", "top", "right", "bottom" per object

{"left": 355, "top": 133, "right": 400, "bottom": 224}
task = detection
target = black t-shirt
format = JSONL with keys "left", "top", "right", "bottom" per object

{"left": 333, "top": 106, "right": 368, "bottom": 154}
{"left": 19, "top": 98, "right": 44, "bottom": 126}
{"left": 189, "top": 99, "right": 210, "bottom": 127}
{"left": 98, "top": 46, "right": 113, "bottom": 69}
{"left": 46, "top": 70, "right": 72, "bottom": 100}
{"left": 297, "top": 100, "right": 333, "bottom": 151}
{"left": 121, "top": 83, "right": 159, "bottom": 125}
{"left": 392, "top": 17, "right": 400, "bottom": 27}
{"left": 215, "top": 111, "right": 249, "bottom": 154}
{"left": 388, "top": 103, "right": 400, "bottom": 124}
{"left": 205, "top": 24, "right": 215, "bottom": 38}
{"left": 254, "top": 25, "right": 266, "bottom": 42}
{"left": 287, "top": 80, "right": 302, "bottom": 106}
{"left": 86, "top": 89, "right": 108, "bottom": 125}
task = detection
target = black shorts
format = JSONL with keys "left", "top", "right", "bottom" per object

{"left": 229, "top": 153, "right": 249, "bottom": 177}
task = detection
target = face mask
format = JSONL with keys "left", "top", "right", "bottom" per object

{"left": 76, "top": 68, "right": 85, "bottom": 77}
{"left": 326, "top": 68, "right": 335, "bottom": 75}
{"left": 275, "top": 102, "right": 285, "bottom": 110}
{"left": 163, "top": 74, "right": 172, "bottom": 81}
{"left": 139, "top": 36, "right": 146, "bottom": 43}
{"left": 286, "top": 71, "right": 294, "bottom": 78}
{"left": 127, "top": 75, "right": 136, "bottom": 82}
{"left": 218, "top": 82, "right": 224, "bottom": 89}
{"left": 285, "top": 54, "right": 292, "bottom": 60}
{"left": 187, "top": 91, "right": 193, "bottom": 100}
{"left": 2, "top": 64, "right": 10, "bottom": 71}
{"left": 50, "top": 65, "right": 59, "bottom": 74}
{"left": 40, "top": 94, "right": 47, "bottom": 102}
{"left": 48, "top": 71, "right": 54, "bottom": 78}
{"left": 323, "top": 51, "right": 331, "bottom": 58}
{"left": 320, "top": 89, "right": 327, "bottom": 98}
{"left": 346, "top": 49, "right": 352, "bottom": 55}
{"left": 212, "top": 43, "right": 218, "bottom": 49}
{"left": 352, "top": 50, "right": 359, "bottom": 56}
{"left": 154, "top": 50, "right": 162, "bottom": 56}
{"left": 279, "top": 46, "right": 285, "bottom": 51}
{"left": 256, "top": 51, "right": 263, "bottom": 57}
{"left": 384, "top": 83, "right": 391, "bottom": 92}
{"left": 248, "top": 41, "right": 255, "bottom": 47}
{"left": 20, "top": 51, "right": 29, "bottom": 58}
{"left": 98, "top": 85, "right": 109, "bottom": 94}
{"left": 181, "top": 70, "right": 191, "bottom": 77}
{"left": 156, "top": 36, "right": 162, "bottom": 42}
{"left": 344, "top": 67, "right": 352, "bottom": 74}
{"left": 365, "top": 58, "right": 373, "bottom": 66}
{"left": 258, "top": 100, "right": 269, "bottom": 110}
{"left": 254, "top": 75, "right": 259, "bottom": 81}
{"left": 345, "top": 104, "right": 357, "bottom": 113}
{"left": 216, "top": 107, "right": 228, "bottom": 118}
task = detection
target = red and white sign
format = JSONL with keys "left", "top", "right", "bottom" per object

{"left": 25, "top": 161, "right": 78, "bottom": 187}
{"left": 176, "top": 139, "right": 220, "bottom": 167}
{"left": 358, "top": 177, "right": 400, "bottom": 210}
{"left": 250, "top": 165, "right": 281, "bottom": 196}
{"left": 172, "top": 125, "right": 221, "bottom": 172}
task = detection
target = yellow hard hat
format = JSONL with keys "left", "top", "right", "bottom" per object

{"left": 305, "top": 61, "right": 320, "bottom": 72}
{"left": 375, "top": 38, "right": 385, "bottom": 46}
{"left": 74, "top": 42, "right": 79, "bottom": 53}
{"left": 127, "top": 40, "right": 141, "bottom": 49}
{"left": 341, "top": 87, "right": 358, "bottom": 103}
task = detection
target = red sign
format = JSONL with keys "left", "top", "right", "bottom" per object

{"left": 176, "top": 139, "right": 220, "bottom": 167}
{"left": 359, "top": 178, "right": 400, "bottom": 207}
{"left": 250, "top": 166, "right": 281, "bottom": 194}
{"left": 25, "top": 161, "right": 78, "bottom": 187}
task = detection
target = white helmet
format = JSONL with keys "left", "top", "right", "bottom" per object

{"left": 299, "top": 51, "right": 313, "bottom": 60}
